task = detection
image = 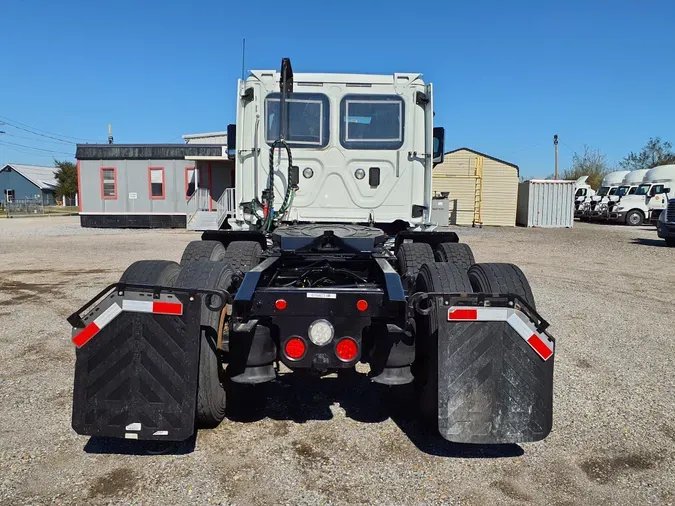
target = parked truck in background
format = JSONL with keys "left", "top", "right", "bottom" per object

{"left": 581, "top": 171, "right": 629, "bottom": 220}
{"left": 610, "top": 165, "right": 675, "bottom": 226}
{"left": 657, "top": 198, "right": 675, "bottom": 246}
{"left": 68, "top": 59, "right": 555, "bottom": 448}
{"left": 574, "top": 176, "right": 595, "bottom": 218}
{"left": 644, "top": 165, "right": 675, "bottom": 224}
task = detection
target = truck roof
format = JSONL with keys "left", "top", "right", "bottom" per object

{"left": 622, "top": 169, "right": 650, "bottom": 185}
{"left": 643, "top": 164, "right": 675, "bottom": 183}
{"left": 247, "top": 71, "right": 425, "bottom": 86}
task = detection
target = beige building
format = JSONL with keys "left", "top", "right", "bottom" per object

{"left": 432, "top": 148, "right": 519, "bottom": 227}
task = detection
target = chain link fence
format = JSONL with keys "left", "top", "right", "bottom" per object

{"left": 1, "top": 198, "right": 45, "bottom": 217}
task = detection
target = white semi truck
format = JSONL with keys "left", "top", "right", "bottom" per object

{"left": 68, "top": 59, "right": 555, "bottom": 447}
{"left": 573, "top": 176, "right": 595, "bottom": 217}
{"left": 610, "top": 165, "right": 675, "bottom": 226}
{"left": 645, "top": 165, "right": 675, "bottom": 224}
{"left": 582, "top": 170, "right": 629, "bottom": 220}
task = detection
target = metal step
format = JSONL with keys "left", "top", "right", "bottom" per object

{"left": 187, "top": 211, "right": 220, "bottom": 231}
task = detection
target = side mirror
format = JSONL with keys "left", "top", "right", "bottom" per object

{"left": 665, "top": 188, "right": 671, "bottom": 194}
{"left": 433, "top": 127, "right": 445, "bottom": 164}
{"left": 226, "top": 124, "right": 236, "bottom": 160}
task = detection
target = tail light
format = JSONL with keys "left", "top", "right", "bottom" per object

{"left": 284, "top": 337, "right": 306, "bottom": 360}
{"left": 335, "top": 337, "right": 358, "bottom": 362}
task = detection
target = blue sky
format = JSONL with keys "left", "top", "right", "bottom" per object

{"left": 1, "top": 0, "right": 674, "bottom": 178}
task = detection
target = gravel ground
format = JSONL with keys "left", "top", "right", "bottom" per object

{"left": 0, "top": 216, "right": 673, "bottom": 506}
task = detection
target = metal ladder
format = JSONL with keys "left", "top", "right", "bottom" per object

{"left": 472, "top": 156, "right": 484, "bottom": 228}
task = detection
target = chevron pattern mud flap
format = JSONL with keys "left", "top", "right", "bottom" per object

{"left": 71, "top": 292, "right": 202, "bottom": 441}
{"left": 437, "top": 307, "right": 554, "bottom": 444}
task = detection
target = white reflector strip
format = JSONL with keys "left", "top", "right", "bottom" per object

{"left": 477, "top": 308, "right": 508, "bottom": 321}
{"left": 507, "top": 313, "right": 535, "bottom": 341}
{"left": 72, "top": 303, "right": 123, "bottom": 348}
{"left": 94, "top": 303, "right": 123, "bottom": 328}
{"left": 122, "top": 300, "right": 154, "bottom": 313}
{"left": 125, "top": 422, "right": 141, "bottom": 431}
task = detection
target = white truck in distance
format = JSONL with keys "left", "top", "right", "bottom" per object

{"left": 574, "top": 176, "right": 595, "bottom": 216}
{"left": 582, "top": 170, "right": 629, "bottom": 220}
{"left": 610, "top": 165, "right": 675, "bottom": 226}
{"left": 644, "top": 164, "right": 675, "bottom": 223}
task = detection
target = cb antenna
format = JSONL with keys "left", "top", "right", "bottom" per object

{"left": 241, "top": 38, "right": 246, "bottom": 81}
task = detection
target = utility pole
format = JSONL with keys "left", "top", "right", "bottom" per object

{"left": 553, "top": 134, "right": 559, "bottom": 179}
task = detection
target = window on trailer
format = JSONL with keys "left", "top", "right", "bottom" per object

{"left": 149, "top": 167, "right": 165, "bottom": 199}
{"left": 101, "top": 168, "right": 117, "bottom": 199}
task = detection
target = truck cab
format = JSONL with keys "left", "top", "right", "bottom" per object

{"left": 229, "top": 70, "right": 443, "bottom": 232}
{"left": 573, "top": 176, "right": 596, "bottom": 217}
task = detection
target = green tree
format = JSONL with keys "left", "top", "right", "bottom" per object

{"left": 619, "top": 137, "right": 675, "bottom": 171}
{"left": 53, "top": 159, "right": 78, "bottom": 200}
{"left": 560, "top": 145, "right": 610, "bottom": 189}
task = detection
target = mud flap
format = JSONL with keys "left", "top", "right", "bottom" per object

{"left": 71, "top": 292, "right": 202, "bottom": 441}
{"left": 437, "top": 307, "right": 554, "bottom": 444}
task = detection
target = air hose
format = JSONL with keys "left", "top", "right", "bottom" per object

{"left": 259, "top": 139, "right": 295, "bottom": 231}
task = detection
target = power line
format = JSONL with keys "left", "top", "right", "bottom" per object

{"left": 3, "top": 132, "right": 74, "bottom": 146}
{"left": 0, "top": 140, "right": 73, "bottom": 156}
{"left": 561, "top": 140, "right": 578, "bottom": 155}
{"left": 0, "top": 115, "right": 101, "bottom": 143}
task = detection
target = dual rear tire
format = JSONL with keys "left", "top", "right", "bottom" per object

{"left": 119, "top": 257, "right": 237, "bottom": 429}
{"left": 413, "top": 260, "right": 536, "bottom": 425}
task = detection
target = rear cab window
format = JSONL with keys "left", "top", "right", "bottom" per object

{"left": 265, "top": 93, "right": 329, "bottom": 148}
{"left": 340, "top": 94, "right": 404, "bottom": 150}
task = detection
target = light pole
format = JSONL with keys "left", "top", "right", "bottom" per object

{"left": 0, "top": 124, "right": 5, "bottom": 170}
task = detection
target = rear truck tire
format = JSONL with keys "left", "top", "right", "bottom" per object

{"left": 223, "top": 241, "right": 263, "bottom": 274}
{"left": 119, "top": 259, "right": 182, "bottom": 286}
{"left": 396, "top": 243, "right": 435, "bottom": 292}
{"left": 625, "top": 209, "right": 644, "bottom": 226}
{"left": 434, "top": 242, "right": 475, "bottom": 271}
{"left": 414, "top": 262, "right": 473, "bottom": 422}
{"left": 180, "top": 240, "right": 227, "bottom": 266}
{"left": 174, "top": 261, "right": 234, "bottom": 428}
{"left": 467, "top": 263, "right": 536, "bottom": 309}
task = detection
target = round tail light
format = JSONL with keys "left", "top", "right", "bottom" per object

{"left": 356, "top": 299, "right": 368, "bottom": 312}
{"left": 284, "top": 337, "right": 306, "bottom": 360}
{"left": 335, "top": 337, "right": 358, "bottom": 362}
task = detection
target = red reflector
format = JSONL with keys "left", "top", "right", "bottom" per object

{"left": 448, "top": 308, "right": 478, "bottom": 320}
{"left": 356, "top": 299, "right": 368, "bottom": 312}
{"left": 72, "top": 322, "right": 100, "bottom": 348}
{"left": 275, "top": 299, "right": 288, "bottom": 311}
{"left": 527, "top": 334, "right": 553, "bottom": 361}
{"left": 284, "top": 337, "right": 306, "bottom": 359}
{"left": 335, "top": 338, "right": 358, "bottom": 362}
{"left": 152, "top": 301, "right": 183, "bottom": 315}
